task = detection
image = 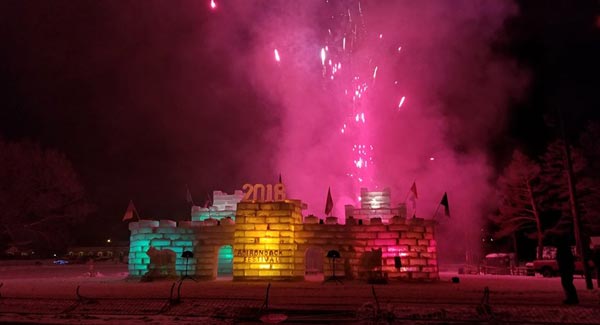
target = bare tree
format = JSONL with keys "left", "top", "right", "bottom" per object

{"left": 0, "top": 138, "right": 94, "bottom": 254}
{"left": 494, "top": 150, "right": 544, "bottom": 259}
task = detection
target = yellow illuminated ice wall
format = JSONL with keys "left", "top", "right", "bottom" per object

{"left": 233, "top": 199, "right": 304, "bottom": 280}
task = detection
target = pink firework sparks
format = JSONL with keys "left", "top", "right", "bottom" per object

{"left": 398, "top": 96, "right": 406, "bottom": 109}
{"left": 317, "top": 0, "right": 406, "bottom": 202}
{"left": 210, "top": 0, "right": 216, "bottom": 9}
{"left": 274, "top": 49, "right": 280, "bottom": 62}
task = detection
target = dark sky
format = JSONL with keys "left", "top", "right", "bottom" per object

{"left": 1, "top": 0, "right": 599, "bottom": 244}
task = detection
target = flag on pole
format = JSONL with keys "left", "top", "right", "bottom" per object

{"left": 278, "top": 173, "right": 282, "bottom": 184}
{"left": 410, "top": 181, "right": 418, "bottom": 199}
{"left": 122, "top": 200, "right": 139, "bottom": 221}
{"left": 440, "top": 192, "right": 450, "bottom": 217}
{"left": 325, "top": 187, "right": 334, "bottom": 216}
{"left": 203, "top": 192, "right": 212, "bottom": 208}
{"left": 186, "top": 185, "right": 194, "bottom": 205}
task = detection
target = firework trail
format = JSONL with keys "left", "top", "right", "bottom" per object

{"left": 320, "top": 0, "right": 405, "bottom": 199}
{"left": 208, "top": 0, "right": 411, "bottom": 207}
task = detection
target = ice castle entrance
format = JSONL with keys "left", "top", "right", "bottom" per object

{"left": 217, "top": 245, "right": 233, "bottom": 277}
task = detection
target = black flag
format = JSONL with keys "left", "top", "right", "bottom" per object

{"left": 440, "top": 192, "right": 450, "bottom": 217}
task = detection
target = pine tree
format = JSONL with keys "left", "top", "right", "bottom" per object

{"left": 538, "top": 139, "right": 598, "bottom": 236}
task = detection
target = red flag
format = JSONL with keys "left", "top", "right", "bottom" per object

{"left": 440, "top": 192, "right": 450, "bottom": 217}
{"left": 410, "top": 181, "right": 418, "bottom": 199}
{"left": 122, "top": 200, "right": 139, "bottom": 221}
{"left": 325, "top": 187, "right": 334, "bottom": 216}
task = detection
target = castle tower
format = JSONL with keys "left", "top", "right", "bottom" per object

{"left": 233, "top": 199, "right": 304, "bottom": 280}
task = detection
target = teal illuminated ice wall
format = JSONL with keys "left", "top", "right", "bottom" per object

{"left": 128, "top": 220, "right": 196, "bottom": 276}
{"left": 128, "top": 218, "right": 235, "bottom": 278}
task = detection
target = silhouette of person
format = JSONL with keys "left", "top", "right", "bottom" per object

{"left": 555, "top": 236, "right": 578, "bottom": 305}
{"left": 591, "top": 244, "right": 600, "bottom": 289}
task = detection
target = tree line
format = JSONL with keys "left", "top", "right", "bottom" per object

{"left": 492, "top": 122, "right": 600, "bottom": 260}
{"left": 0, "top": 138, "right": 94, "bottom": 256}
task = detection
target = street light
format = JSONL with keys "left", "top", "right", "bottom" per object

{"left": 324, "top": 250, "right": 342, "bottom": 284}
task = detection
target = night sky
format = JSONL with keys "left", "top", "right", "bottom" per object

{"left": 1, "top": 0, "right": 599, "bottom": 246}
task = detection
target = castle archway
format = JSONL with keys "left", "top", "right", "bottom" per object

{"left": 304, "top": 247, "right": 324, "bottom": 281}
{"left": 217, "top": 245, "right": 233, "bottom": 278}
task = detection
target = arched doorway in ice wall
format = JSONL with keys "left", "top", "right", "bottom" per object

{"left": 305, "top": 246, "right": 324, "bottom": 281}
{"left": 217, "top": 245, "right": 233, "bottom": 278}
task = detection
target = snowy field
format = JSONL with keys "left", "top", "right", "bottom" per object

{"left": 1, "top": 260, "right": 599, "bottom": 324}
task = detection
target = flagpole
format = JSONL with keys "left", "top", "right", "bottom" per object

{"left": 431, "top": 204, "right": 440, "bottom": 220}
{"left": 186, "top": 184, "right": 195, "bottom": 206}
{"left": 403, "top": 179, "right": 416, "bottom": 203}
{"left": 133, "top": 201, "right": 140, "bottom": 221}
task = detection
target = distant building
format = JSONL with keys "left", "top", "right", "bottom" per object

{"left": 67, "top": 243, "right": 129, "bottom": 261}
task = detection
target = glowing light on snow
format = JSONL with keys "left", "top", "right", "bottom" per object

{"left": 320, "top": 48, "right": 326, "bottom": 66}
{"left": 274, "top": 49, "right": 280, "bottom": 62}
{"left": 430, "top": 157, "right": 435, "bottom": 161}
{"left": 372, "top": 66, "right": 378, "bottom": 79}
{"left": 210, "top": 0, "right": 216, "bottom": 9}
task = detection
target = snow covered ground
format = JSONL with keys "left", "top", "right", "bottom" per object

{"left": 0, "top": 260, "right": 599, "bottom": 324}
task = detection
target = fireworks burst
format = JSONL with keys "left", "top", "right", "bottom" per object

{"left": 318, "top": 1, "right": 406, "bottom": 194}
{"left": 208, "top": 1, "right": 409, "bottom": 205}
